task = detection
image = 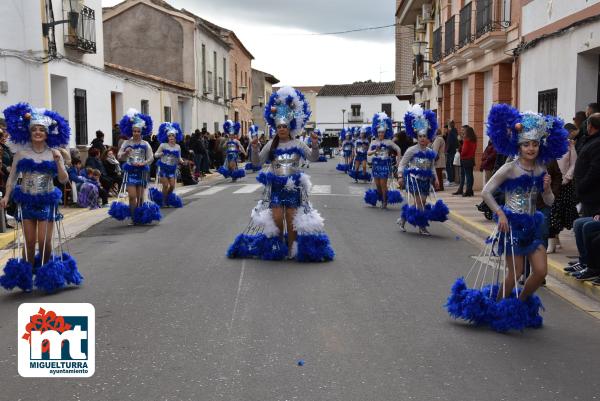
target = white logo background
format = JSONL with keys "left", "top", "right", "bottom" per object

{"left": 18, "top": 303, "right": 95, "bottom": 378}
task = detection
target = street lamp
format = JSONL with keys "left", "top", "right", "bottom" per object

{"left": 411, "top": 40, "right": 433, "bottom": 65}
{"left": 342, "top": 109, "right": 346, "bottom": 130}
{"left": 251, "top": 95, "right": 264, "bottom": 110}
{"left": 226, "top": 85, "right": 248, "bottom": 103}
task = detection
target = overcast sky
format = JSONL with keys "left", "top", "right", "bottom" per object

{"left": 101, "top": 0, "right": 396, "bottom": 86}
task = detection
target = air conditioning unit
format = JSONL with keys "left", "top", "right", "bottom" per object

{"left": 415, "top": 16, "right": 426, "bottom": 33}
{"left": 422, "top": 4, "right": 434, "bottom": 22}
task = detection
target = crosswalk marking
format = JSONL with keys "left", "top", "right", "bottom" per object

{"left": 175, "top": 185, "right": 209, "bottom": 195}
{"left": 348, "top": 186, "right": 366, "bottom": 195}
{"left": 311, "top": 185, "right": 331, "bottom": 194}
{"left": 184, "top": 183, "right": 370, "bottom": 197}
{"left": 191, "top": 186, "right": 228, "bottom": 197}
{"left": 233, "top": 184, "right": 262, "bottom": 194}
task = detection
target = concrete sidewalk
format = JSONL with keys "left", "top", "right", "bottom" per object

{"left": 0, "top": 172, "right": 226, "bottom": 261}
{"left": 437, "top": 187, "right": 600, "bottom": 307}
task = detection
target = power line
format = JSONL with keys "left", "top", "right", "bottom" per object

{"left": 281, "top": 23, "right": 398, "bottom": 36}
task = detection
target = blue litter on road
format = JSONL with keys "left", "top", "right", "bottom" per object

{"left": 297, "top": 360, "right": 305, "bottom": 366}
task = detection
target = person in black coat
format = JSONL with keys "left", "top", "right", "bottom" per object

{"left": 445, "top": 121, "right": 459, "bottom": 184}
{"left": 90, "top": 130, "right": 107, "bottom": 153}
{"left": 574, "top": 113, "right": 600, "bottom": 217}
{"left": 575, "top": 103, "right": 600, "bottom": 154}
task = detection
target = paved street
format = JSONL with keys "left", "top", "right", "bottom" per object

{"left": 1, "top": 162, "right": 599, "bottom": 401}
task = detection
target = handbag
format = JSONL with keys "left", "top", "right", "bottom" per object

{"left": 453, "top": 152, "right": 461, "bottom": 166}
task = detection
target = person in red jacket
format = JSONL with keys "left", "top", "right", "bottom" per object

{"left": 480, "top": 142, "right": 497, "bottom": 182}
{"left": 453, "top": 125, "right": 477, "bottom": 197}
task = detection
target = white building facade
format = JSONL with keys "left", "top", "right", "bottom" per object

{"left": 0, "top": 0, "right": 125, "bottom": 147}
{"left": 316, "top": 81, "right": 410, "bottom": 134}
{"left": 191, "top": 18, "right": 231, "bottom": 134}
{"left": 519, "top": 0, "right": 600, "bottom": 119}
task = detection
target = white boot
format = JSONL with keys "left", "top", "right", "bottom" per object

{"left": 288, "top": 241, "right": 298, "bottom": 260}
{"left": 555, "top": 235, "right": 562, "bottom": 249}
{"left": 547, "top": 238, "right": 556, "bottom": 254}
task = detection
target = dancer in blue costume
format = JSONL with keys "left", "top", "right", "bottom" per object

{"left": 0, "top": 103, "right": 83, "bottom": 293}
{"left": 109, "top": 108, "right": 161, "bottom": 225}
{"left": 336, "top": 128, "right": 354, "bottom": 172}
{"left": 149, "top": 122, "right": 185, "bottom": 208}
{"left": 349, "top": 125, "right": 372, "bottom": 183}
{"left": 398, "top": 105, "right": 448, "bottom": 235}
{"left": 446, "top": 104, "right": 568, "bottom": 332}
{"left": 245, "top": 125, "right": 262, "bottom": 172}
{"left": 218, "top": 120, "right": 246, "bottom": 181}
{"left": 227, "top": 86, "right": 334, "bottom": 262}
{"left": 364, "top": 113, "right": 403, "bottom": 208}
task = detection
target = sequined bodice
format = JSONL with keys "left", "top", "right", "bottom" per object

{"left": 343, "top": 142, "right": 353, "bottom": 151}
{"left": 161, "top": 153, "right": 178, "bottom": 166}
{"left": 373, "top": 145, "right": 389, "bottom": 158}
{"left": 505, "top": 186, "right": 539, "bottom": 214}
{"left": 21, "top": 172, "right": 54, "bottom": 195}
{"left": 128, "top": 146, "right": 147, "bottom": 164}
{"left": 356, "top": 141, "right": 368, "bottom": 153}
{"left": 272, "top": 153, "right": 301, "bottom": 176}
{"left": 16, "top": 159, "right": 57, "bottom": 195}
{"left": 226, "top": 142, "right": 238, "bottom": 154}
{"left": 409, "top": 156, "right": 433, "bottom": 171}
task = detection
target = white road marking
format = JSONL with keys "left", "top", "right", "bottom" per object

{"left": 311, "top": 185, "right": 331, "bottom": 194}
{"left": 175, "top": 185, "right": 209, "bottom": 195}
{"left": 348, "top": 186, "right": 366, "bottom": 195}
{"left": 191, "top": 186, "right": 228, "bottom": 196}
{"left": 233, "top": 184, "right": 262, "bottom": 194}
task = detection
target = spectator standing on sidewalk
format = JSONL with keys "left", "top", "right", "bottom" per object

{"left": 547, "top": 123, "right": 579, "bottom": 253}
{"left": 445, "top": 121, "right": 458, "bottom": 185}
{"left": 431, "top": 128, "right": 446, "bottom": 191}
{"left": 479, "top": 141, "right": 497, "bottom": 182}
{"left": 575, "top": 103, "right": 600, "bottom": 154}
{"left": 567, "top": 113, "right": 600, "bottom": 281}
{"left": 453, "top": 125, "right": 477, "bottom": 197}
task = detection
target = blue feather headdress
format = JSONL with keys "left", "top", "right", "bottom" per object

{"left": 248, "top": 124, "right": 260, "bottom": 138}
{"left": 223, "top": 120, "right": 241, "bottom": 135}
{"left": 371, "top": 112, "right": 393, "bottom": 139}
{"left": 119, "top": 108, "right": 153, "bottom": 139}
{"left": 157, "top": 122, "right": 183, "bottom": 143}
{"left": 3, "top": 102, "right": 70, "bottom": 148}
{"left": 360, "top": 124, "right": 372, "bottom": 138}
{"left": 264, "top": 86, "right": 311, "bottom": 136}
{"left": 404, "top": 104, "right": 438, "bottom": 141}
{"left": 339, "top": 128, "right": 348, "bottom": 141}
{"left": 487, "top": 104, "right": 569, "bottom": 163}
{"left": 313, "top": 128, "right": 322, "bottom": 137}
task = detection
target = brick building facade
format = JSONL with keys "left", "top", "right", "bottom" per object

{"left": 397, "top": 0, "right": 521, "bottom": 189}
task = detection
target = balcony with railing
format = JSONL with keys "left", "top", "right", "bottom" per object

{"left": 444, "top": 16, "right": 455, "bottom": 57}
{"left": 432, "top": 27, "right": 442, "bottom": 64}
{"left": 456, "top": 1, "right": 485, "bottom": 59}
{"left": 474, "top": 0, "right": 510, "bottom": 50}
{"left": 443, "top": 15, "right": 467, "bottom": 67}
{"left": 63, "top": 5, "right": 97, "bottom": 54}
{"left": 458, "top": 2, "right": 472, "bottom": 48}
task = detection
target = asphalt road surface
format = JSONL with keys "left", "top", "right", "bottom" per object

{"left": 1, "top": 161, "right": 599, "bottom": 401}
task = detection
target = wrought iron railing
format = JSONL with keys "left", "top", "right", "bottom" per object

{"left": 475, "top": 0, "right": 510, "bottom": 39}
{"left": 444, "top": 16, "right": 455, "bottom": 56}
{"left": 459, "top": 2, "right": 472, "bottom": 48}
{"left": 64, "top": 5, "right": 96, "bottom": 54}
{"left": 432, "top": 27, "right": 442, "bottom": 63}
